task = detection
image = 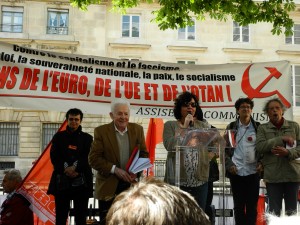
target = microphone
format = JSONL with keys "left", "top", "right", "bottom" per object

{"left": 188, "top": 112, "right": 194, "bottom": 127}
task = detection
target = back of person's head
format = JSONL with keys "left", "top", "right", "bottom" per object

{"left": 66, "top": 108, "right": 83, "bottom": 120}
{"left": 266, "top": 214, "right": 300, "bottom": 224}
{"left": 106, "top": 178, "right": 210, "bottom": 225}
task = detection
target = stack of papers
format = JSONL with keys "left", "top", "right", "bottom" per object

{"left": 126, "top": 148, "right": 152, "bottom": 174}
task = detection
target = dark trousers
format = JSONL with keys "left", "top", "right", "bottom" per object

{"left": 205, "top": 181, "right": 215, "bottom": 224}
{"left": 98, "top": 181, "right": 130, "bottom": 225}
{"left": 180, "top": 182, "right": 208, "bottom": 210}
{"left": 266, "top": 182, "right": 300, "bottom": 216}
{"left": 229, "top": 173, "right": 260, "bottom": 225}
{"left": 55, "top": 191, "right": 89, "bottom": 225}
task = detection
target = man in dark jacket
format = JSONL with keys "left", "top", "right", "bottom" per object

{"left": 47, "top": 108, "right": 93, "bottom": 225}
{"left": 0, "top": 169, "right": 33, "bottom": 225}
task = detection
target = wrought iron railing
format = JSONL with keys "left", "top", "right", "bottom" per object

{"left": 46, "top": 26, "right": 68, "bottom": 35}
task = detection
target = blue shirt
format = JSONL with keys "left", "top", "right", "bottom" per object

{"left": 232, "top": 120, "right": 257, "bottom": 176}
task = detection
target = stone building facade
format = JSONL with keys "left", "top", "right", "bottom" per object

{"left": 1, "top": 0, "right": 300, "bottom": 177}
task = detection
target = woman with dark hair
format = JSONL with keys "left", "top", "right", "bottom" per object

{"left": 163, "top": 91, "right": 211, "bottom": 210}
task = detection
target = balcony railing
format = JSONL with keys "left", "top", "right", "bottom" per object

{"left": 47, "top": 26, "right": 68, "bottom": 35}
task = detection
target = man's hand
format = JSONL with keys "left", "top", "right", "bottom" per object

{"left": 271, "top": 146, "right": 289, "bottom": 157}
{"left": 282, "top": 136, "right": 295, "bottom": 147}
{"left": 256, "top": 162, "right": 263, "bottom": 174}
{"left": 115, "top": 167, "right": 136, "bottom": 183}
{"left": 64, "top": 166, "right": 78, "bottom": 178}
{"left": 229, "top": 165, "right": 237, "bottom": 175}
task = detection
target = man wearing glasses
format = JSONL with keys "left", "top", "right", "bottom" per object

{"left": 225, "top": 98, "right": 262, "bottom": 225}
{"left": 47, "top": 108, "right": 93, "bottom": 225}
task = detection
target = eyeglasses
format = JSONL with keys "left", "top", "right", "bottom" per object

{"left": 239, "top": 106, "right": 251, "bottom": 110}
{"left": 68, "top": 118, "right": 80, "bottom": 122}
{"left": 183, "top": 102, "right": 197, "bottom": 108}
{"left": 268, "top": 106, "right": 281, "bottom": 111}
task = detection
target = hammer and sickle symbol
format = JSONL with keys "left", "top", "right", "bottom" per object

{"left": 241, "top": 64, "right": 291, "bottom": 108}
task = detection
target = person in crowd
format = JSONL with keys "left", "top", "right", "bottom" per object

{"left": 225, "top": 98, "right": 262, "bottom": 225}
{"left": 88, "top": 98, "right": 148, "bottom": 225}
{"left": 47, "top": 108, "right": 93, "bottom": 225}
{"left": 106, "top": 178, "right": 211, "bottom": 225}
{"left": 163, "top": 91, "right": 213, "bottom": 210}
{"left": 0, "top": 169, "right": 33, "bottom": 225}
{"left": 256, "top": 98, "right": 300, "bottom": 216}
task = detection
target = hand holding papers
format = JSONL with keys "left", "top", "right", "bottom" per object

{"left": 126, "top": 147, "right": 152, "bottom": 174}
{"left": 285, "top": 140, "right": 300, "bottom": 161}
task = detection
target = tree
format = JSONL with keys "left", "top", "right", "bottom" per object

{"left": 70, "top": 0, "right": 296, "bottom": 35}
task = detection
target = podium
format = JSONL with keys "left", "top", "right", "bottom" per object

{"left": 165, "top": 128, "right": 224, "bottom": 187}
{"left": 165, "top": 128, "right": 237, "bottom": 225}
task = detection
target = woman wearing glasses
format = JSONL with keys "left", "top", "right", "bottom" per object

{"left": 163, "top": 91, "right": 212, "bottom": 210}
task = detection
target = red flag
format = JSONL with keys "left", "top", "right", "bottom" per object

{"left": 17, "top": 120, "right": 67, "bottom": 225}
{"left": 256, "top": 195, "right": 267, "bottom": 225}
{"left": 145, "top": 118, "right": 164, "bottom": 176}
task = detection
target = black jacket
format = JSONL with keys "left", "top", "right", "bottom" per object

{"left": 47, "top": 125, "right": 93, "bottom": 196}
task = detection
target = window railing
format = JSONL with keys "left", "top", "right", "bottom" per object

{"left": 47, "top": 26, "right": 68, "bottom": 35}
{"left": 0, "top": 122, "right": 19, "bottom": 156}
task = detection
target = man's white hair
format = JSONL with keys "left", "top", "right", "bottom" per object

{"left": 110, "top": 98, "right": 130, "bottom": 114}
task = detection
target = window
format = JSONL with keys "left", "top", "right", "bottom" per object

{"left": 47, "top": 8, "right": 69, "bottom": 35}
{"left": 0, "top": 162, "right": 15, "bottom": 170}
{"left": 42, "top": 123, "right": 61, "bottom": 151}
{"left": 285, "top": 24, "right": 300, "bottom": 44}
{"left": 122, "top": 15, "right": 140, "bottom": 38}
{"left": 291, "top": 65, "right": 300, "bottom": 106}
{"left": 0, "top": 123, "right": 19, "bottom": 156}
{"left": 177, "top": 60, "right": 196, "bottom": 64}
{"left": 178, "top": 20, "right": 195, "bottom": 40}
{"left": 233, "top": 21, "right": 249, "bottom": 42}
{"left": 1, "top": 6, "right": 23, "bottom": 33}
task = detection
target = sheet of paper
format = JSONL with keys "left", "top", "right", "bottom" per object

{"left": 128, "top": 150, "right": 152, "bottom": 174}
{"left": 286, "top": 140, "right": 300, "bottom": 160}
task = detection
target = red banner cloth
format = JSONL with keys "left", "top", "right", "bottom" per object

{"left": 17, "top": 120, "right": 67, "bottom": 225}
{"left": 145, "top": 118, "right": 164, "bottom": 176}
{"left": 256, "top": 195, "right": 267, "bottom": 225}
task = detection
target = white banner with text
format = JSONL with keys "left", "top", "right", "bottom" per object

{"left": 0, "top": 41, "right": 292, "bottom": 122}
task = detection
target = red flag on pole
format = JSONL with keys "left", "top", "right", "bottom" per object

{"left": 256, "top": 195, "right": 267, "bottom": 225}
{"left": 145, "top": 118, "right": 164, "bottom": 176}
{"left": 17, "top": 120, "right": 67, "bottom": 225}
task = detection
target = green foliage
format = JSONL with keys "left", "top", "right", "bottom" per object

{"left": 70, "top": 0, "right": 296, "bottom": 35}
